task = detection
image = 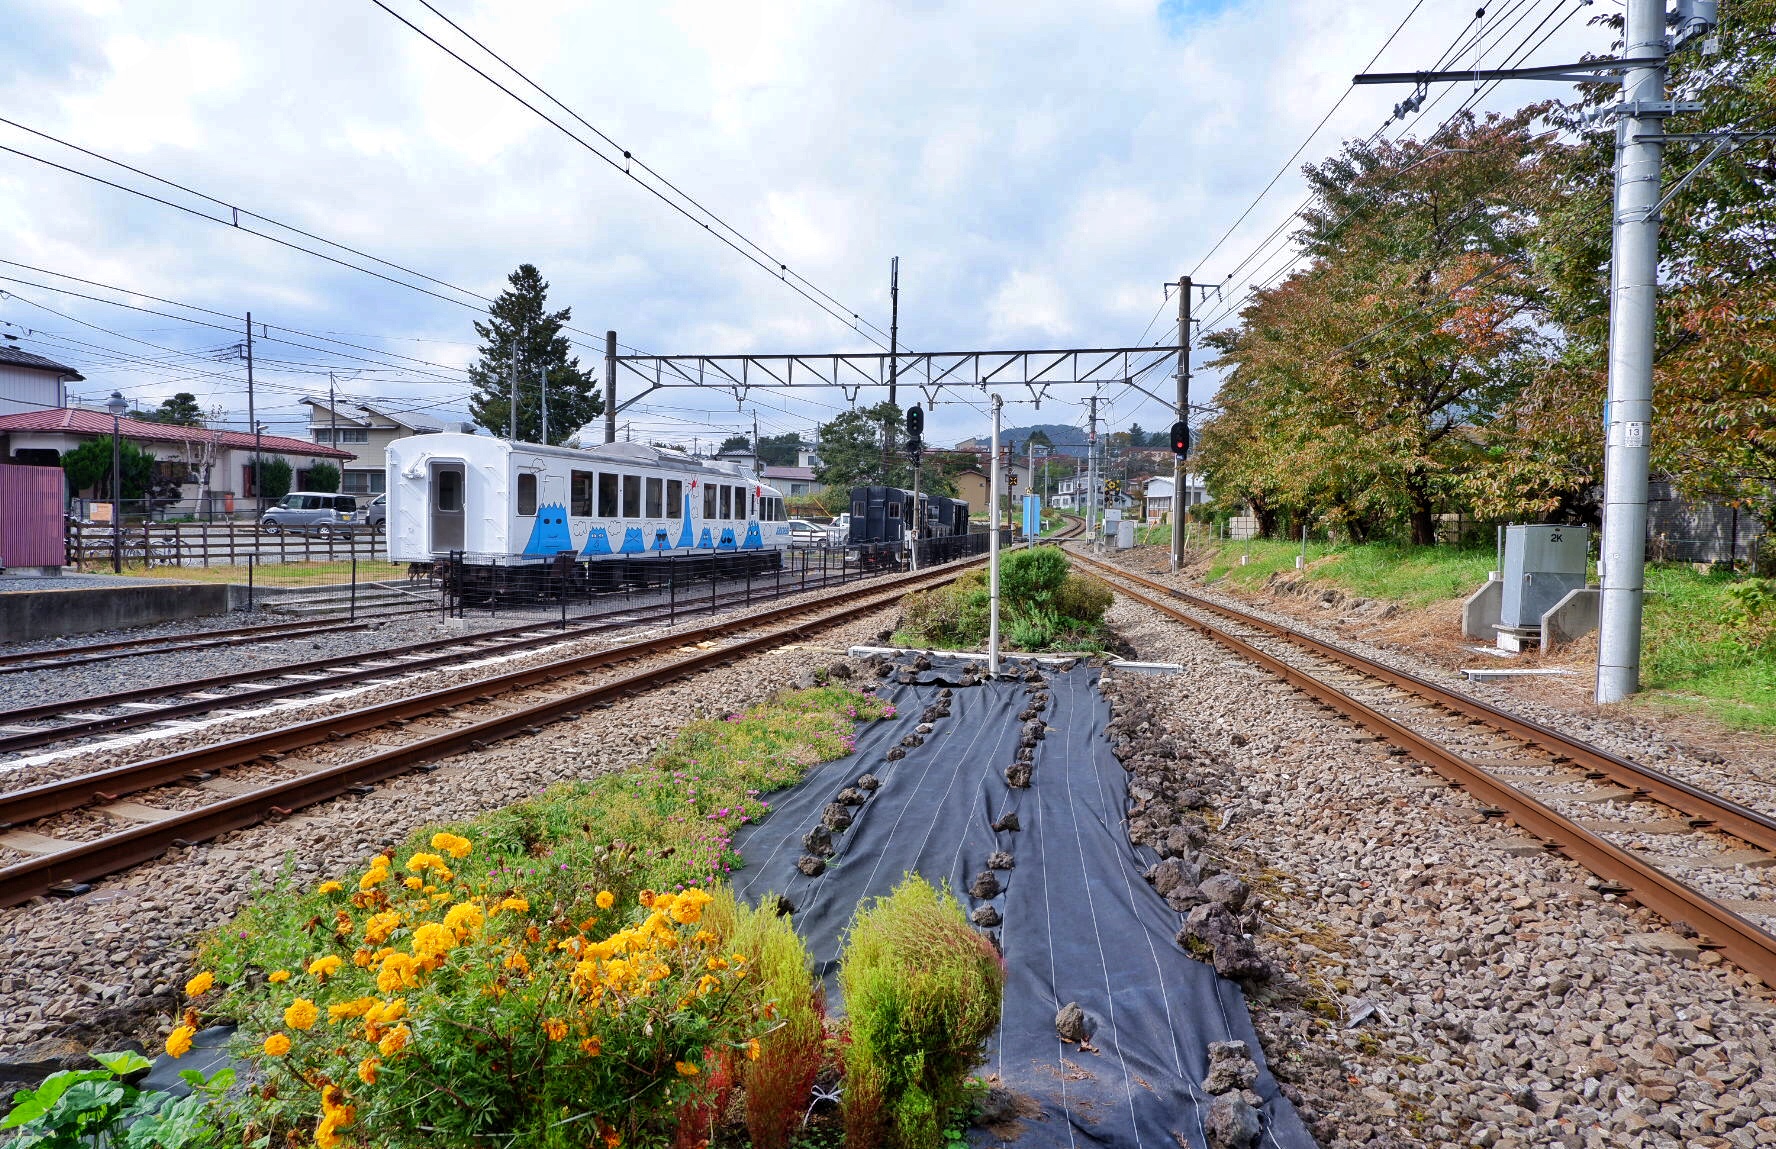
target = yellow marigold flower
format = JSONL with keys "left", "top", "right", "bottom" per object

{"left": 675, "top": 1061, "right": 700, "bottom": 1077}
{"left": 359, "top": 866, "right": 390, "bottom": 892}
{"left": 327, "top": 997, "right": 377, "bottom": 1023}
{"left": 283, "top": 998, "right": 319, "bottom": 1031}
{"left": 315, "top": 1116, "right": 342, "bottom": 1149}
{"left": 165, "top": 1025, "right": 195, "bottom": 1059}
{"left": 543, "top": 1018, "right": 568, "bottom": 1042}
{"left": 357, "top": 1056, "right": 380, "bottom": 1086}
{"left": 365, "top": 998, "right": 406, "bottom": 1026}
{"left": 268, "top": 969, "right": 292, "bottom": 984}
{"left": 503, "top": 951, "right": 531, "bottom": 977}
{"left": 411, "top": 922, "right": 456, "bottom": 960}
{"left": 430, "top": 892, "right": 450, "bottom": 904}
{"left": 377, "top": 952, "right": 419, "bottom": 994}
{"left": 498, "top": 896, "right": 529, "bottom": 914}
{"left": 406, "top": 852, "right": 444, "bottom": 873}
{"left": 363, "top": 910, "right": 402, "bottom": 945}
{"left": 706, "top": 957, "right": 727, "bottom": 971}
{"left": 745, "top": 1038, "right": 761, "bottom": 1062}
{"left": 317, "top": 880, "right": 344, "bottom": 894}
{"left": 263, "top": 1033, "right": 292, "bottom": 1057}
{"left": 595, "top": 890, "right": 615, "bottom": 910}
{"left": 352, "top": 949, "right": 375, "bottom": 968}
{"left": 184, "top": 971, "right": 215, "bottom": 997}
{"left": 692, "top": 930, "right": 717, "bottom": 945}
{"left": 403, "top": 876, "right": 423, "bottom": 891}
{"left": 378, "top": 1023, "right": 411, "bottom": 1057}
{"left": 696, "top": 974, "right": 720, "bottom": 995}
{"left": 670, "top": 888, "right": 712, "bottom": 925}
{"left": 307, "top": 955, "right": 344, "bottom": 981}
{"left": 429, "top": 832, "right": 472, "bottom": 859}
{"left": 442, "top": 901, "right": 485, "bottom": 938}
{"left": 580, "top": 1035, "right": 602, "bottom": 1057}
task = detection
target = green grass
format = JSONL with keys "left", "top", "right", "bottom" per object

{"left": 101, "top": 561, "right": 412, "bottom": 585}
{"left": 1181, "top": 537, "right": 1776, "bottom": 729}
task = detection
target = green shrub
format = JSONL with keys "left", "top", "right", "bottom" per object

{"left": 1007, "top": 604, "right": 1060, "bottom": 649}
{"left": 305, "top": 462, "right": 341, "bottom": 493}
{"left": 1052, "top": 572, "right": 1113, "bottom": 625}
{"left": 2, "top": 1052, "right": 237, "bottom": 1148}
{"left": 999, "top": 547, "right": 1070, "bottom": 606}
{"left": 839, "top": 876, "right": 1004, "bottom": 1149}
{"left": 900, "top": 572, "right": 990, "bottom": 649}
{"left": 1726, "top": 578, "right": 1776, "bottom": 653}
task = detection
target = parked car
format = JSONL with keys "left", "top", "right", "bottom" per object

{"left": 259, "top": 492, "right": 361, "bottom": 536}
{"left": 828, "top": 513, "right": 851, "bottom": 541}
{"left": 364, "top": 494, "right": 387, "bottom": 533}
{"left": 786, "top": 518, "right": 830, "bottom": 545}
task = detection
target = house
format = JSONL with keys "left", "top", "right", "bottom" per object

{"left": 1051, "top": 472, "right": 1134, "bottom": 511}
{"left": 0, "top": 405, "right": 352, "bottom": 515}
{"left": 303, "top": 398, "right": 448, "bottom": 496}
{"left": 1140, "top": 474, "right": 1208, "bottom": 523}
{"left": 951, "top": 460, "right": 1033, "bottom": 514}
{"left": 761, "top": 465, "right": 824, "bottom": 497}
{"left": 0, "top": 346, "right": 84, "bottom": 420}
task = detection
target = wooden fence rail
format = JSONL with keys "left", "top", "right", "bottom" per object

{"left": 67, "top": 522, "right": 388, "bottom": 570}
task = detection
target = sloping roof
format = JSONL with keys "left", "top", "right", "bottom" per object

{"left": 760, "top": 465, "right": 817, "bottom": 481}
{"left": 302, "top": 396, "right": 446, "bottom": 432}
{"left": 0, "top": 407, "right": 353, "bottom": 458}
{"left": 0, "top": 346, "right": 85, "bottom": 381}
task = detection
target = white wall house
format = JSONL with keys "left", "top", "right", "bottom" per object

{"left": 1141, "top": 474, "right": 1208, "bottom": 522}
{"left": 303, "top": 398, "right": 451, "bottom": 496}
{"left": 0, "top": 347, "right": 84, "bottom": 421}
{"left": 1052, "top": 473, "right": 1133, "bottom": 511}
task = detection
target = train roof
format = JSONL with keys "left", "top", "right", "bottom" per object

{"left": 388, "top": 432, "right": 766, "bottom": 483}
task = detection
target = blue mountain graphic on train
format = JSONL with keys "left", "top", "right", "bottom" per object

{"left": 741, "top": 522, "right": 764, "bottom": 550}
{"left": 717, "top": 527, "right": 738, "bottom": 550}
{"left": 520, "top": 504, "right": 574, "bottom": 555}
{"left": 582, "top": 526, "right": 613, "bottom": 555}
{"left": 619, "top": 527, "right": 647, "bottom": 554}
{"left": 676, "top": 494, "right": 696, "bottom": 548}
{"left": 698, "top": 527, "right": 715, "bottom": 549}
{"left": 652, "top": 529, "right": 671, "bottom": 551}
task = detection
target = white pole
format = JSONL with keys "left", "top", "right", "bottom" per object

{"left": 988, "top": 393, "right": 1003, "bottom": 677}
{"left": 1595, "top": 0, "right": 1669, "bottom": 704}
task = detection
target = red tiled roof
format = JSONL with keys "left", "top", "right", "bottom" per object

{"left": 0, "top": 407, "right": 353, "bottom": 459}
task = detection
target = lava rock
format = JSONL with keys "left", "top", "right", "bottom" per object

{"left": 886, "top": 747, "right": 907, "bottom": 762}
{"left": 900, "top": 733, "right": 924, "bottom": 748}
{"left": 896, "top": 669, "right": 917, "bottom": 685}
{"left": 1005, "top": 763, "right": 1033, "bottom": 788}
{"left": 1016, "top": 744, "right": 1035, "bottom": 763}
{"left": 1200, "top": 874, "right": 1250, "bottom": 911}
{"left": 986, "top": 850, "right": 1015, "bottom": 870}
{"left": 1147, "top": 855, "right": 1201, "bottom": 895}
{"left": 826, "top": 662, "right": 853, "bottom": 680}
{"left": 835, "top": 787, "right": 869, "bottom": 807}
{"left": 970, "top": 905, "right": 1002, "bottom": 928}
{"left": 1203, "top": 1040, "right": 1259, "bottom": 1094}
{"left": 913, "top": 653, "right": 933, "bottom": 671}
{"left": 920, "top": 706, "right": 944, "bottom": 723}
{"left": 1021, "top": 719, "right": 1046, "bottom": 741}
{"left": 802, "top": 826, "right": 834, "bottom": 858}
{"left": 1165, "top": 885, "right": 1208, "bottom": 912}
{"left": 875, "top": 662, "right": 895, "bottom": 678}
{"left": 856, "top": 774, "right": 881, "bottom": 791}
{"left": 992, "top": 811, "right": 1021, "bottom": 833}
{"left": 1205, "top": 1092, "right": 1261, "bottom": 1149}
{"left": 1017, "top": 707, "right": 1038, "bottom": 722}
{"left": 821, "top": 803, "right": 854, "bottom": 832}
{"left": 795, "top": 855, "right": 827, "bottom": 877}
{"left": 1055, "top": 1002, "right": 1092, "bottom": 1043}
{"left": 916, "top": 722, "right": 934, "bottom": 735}
{"left": 968, "top": 870, "right": 1002, "bottom": 899}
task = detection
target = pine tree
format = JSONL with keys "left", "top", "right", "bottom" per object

{"left": 467, "top": 265, "right": 603, "bottom": 444}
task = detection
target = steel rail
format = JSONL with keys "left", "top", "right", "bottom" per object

{"left": 0, "top": 559, "right": 976, "bottom": 904}
{"left": 0, "top": 570, "right": 870, "bottom": 754}
{"left": 0, "top": 617, "right": 374, "bottom": 672}
{"left": 1070, "top": 553, "right": 1776, "bottom": 854}
{"left": 1076, "top": 555, "right": 1776, "bottom": 987}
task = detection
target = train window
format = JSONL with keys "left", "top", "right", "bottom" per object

{"left": 435, "top": 469, "right": 463, "bottom": 512}
{"left": 703, "top": 483, "right": 717, "bottom": 519}
{"left": 570, "top": 470, "right": 594, "bottom": 516}
{"left": 887, "top": 501, "right": 901, "bottom": 519}
{"left": 622, "top": 475, "right": 641, "bottom": 518}
{"left": 719, "top": 485, "right": 732, "bottom": 520}
{"left": 598, "top": 472, "right": 619, "bottom": 517}
{"left": 645, "top": 477, "right": 663, "bottom": 517}
{"left": 852, "top": 500, "right": 865, "bottom": 518}
{"left": 517, "top": 473, "right": 538, "bottom": 517}
{"left": 666, "top": 479, "right": 682, "bottom": 517}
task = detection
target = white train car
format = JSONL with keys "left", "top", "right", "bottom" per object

{"left": 385, "top": 433, "right": 792, "bottom": 567}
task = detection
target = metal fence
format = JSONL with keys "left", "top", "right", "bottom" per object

{"left": 66, "top": 520, "right": 385, "bottom": 570}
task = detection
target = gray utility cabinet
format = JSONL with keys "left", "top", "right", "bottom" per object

{"left": 1500, "top": 524, "right": 1590, "bottom": 629}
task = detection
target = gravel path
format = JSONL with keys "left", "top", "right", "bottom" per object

{"left": 0, "top": 603, "right": 901, "bottom": 1080}
{"left": 1104, "top": 594, "right": 1776, "bottom": 1149}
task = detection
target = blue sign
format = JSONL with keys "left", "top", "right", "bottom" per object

{"left": 1022, "top": 493, "right": 1042, "bottom": 537}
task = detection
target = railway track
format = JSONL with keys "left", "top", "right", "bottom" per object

{"left": 1070, "top": 548, "right": 1776, "bottom": 987}
{"left": 0, "top": 570, "right": 879, "bottom": 758}
{"left": 0, "top": 557, "right": 977, "bottom": 907}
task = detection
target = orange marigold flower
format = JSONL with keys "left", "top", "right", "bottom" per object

{"left": 357, "top": 1056, "right": 380, "bottom": 1086}
{"left": 365, "top": 998, "right": 406, "bottom": 1026}
{"left": 403, "top": 876, "right": 423, "bottom": 891}
{"left": 638, "top": 889, "right": 656, "bottom": 908}
{"left": 377, "top": 952, "right": 420, "bottom": 994}
{"left": 580, "top": 1035, "right": 603, "bottom": 1057}
{"left": 317, "top": 880, "right": 344, "bottom": 894}
{"left": 307, "top": 955, "right": 344, "bottom": 981}
{"left": 184, "top": 971, "right": 215, "bottom": 997}
{"left": 429, "top": 832, "right": 472, "bottom": 859}
{"left": 263, "top": 1033, "right": 292, "bottom": 1057}
{"left": 268, "top": 969, "right": 292, "bottom": 984}
{"left": 674, "top": 1061, "right": 700, "bottom": 1077}
{"left": 503, "top": 951, "right": 531, "bottom": 976}
{"left": 378, "top": 1023, "right": 411, "bottom": 1057}
{"left": 315, "top": 1116, "right": 342, "bottom": 1149}
{"left": 595, "top": 890, "right": 615, "bottom": 910}
{"left": 543, "top": 1018, "right": 568, "bottom": 1041}
{"left": 411, "top": 922, "right": 456, "bottom": 960}
{"left": 745, "top": 1038, "right": 761, "bottom": 1062}
{"left": 498, "top": 896, "right": 530, "bottom": 914}
{"left": 406, "top": 852, "right": 446, "bottom": 874}
{"left": 327, "top": 997, "right": 377, "bottom": 1023}
{"left": 165, "top": 1025, "right": 195, "bottom": 1059}
{"left": 359, "top": 867, "right": 390, "bottom": 893}
{"left": 284, "top": 998, "right": 320, "bottom": 1031}
{"left": 442, "top": 901, "right": 485, "bottom": 938}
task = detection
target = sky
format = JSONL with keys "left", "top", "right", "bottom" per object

{"left": 0, "top": 0, "right": 1603, "bottom": 451}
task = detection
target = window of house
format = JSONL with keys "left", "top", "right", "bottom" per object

{"left": 666, "top": 479, "right": 683, "bottom": 517}
{"left": 719, "top": 485, "right": 732, "bottom": 520}
{"left": 621, "top": 474, "right": 641, "bottom": 518}
{"left": 598, "top": 472, "right": 619, "bottom": 517}
{"left": 517, "top": 472, "right": 538, "bottom": 516}
{"left": 645, "top": 476, "right": 663, "bottom": 517}
{"left": 571, "top": 470, "right": 594, "bottom": 516}
{"left": 314, "top": 428, "right": 369, "bottom": 445}
{"left": 341, "top": 469, "right": 385, "bottom": 495}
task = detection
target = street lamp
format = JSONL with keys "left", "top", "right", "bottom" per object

{"left": 106, "top": 390, "right": 127, "bottom": 574}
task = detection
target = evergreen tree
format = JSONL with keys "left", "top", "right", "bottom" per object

{"left": 757, "top": 432, "right": 802, "bottom": 467}
{"left": 718, "top": 434, "right": 752, "bottom": 454}
{"left": 467, "top": 265, "right": 603, "bottom": 444}
{"left": 150, "top": 392, "right": 205, "bottom": 426}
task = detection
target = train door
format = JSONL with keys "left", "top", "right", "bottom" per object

{"left": 429, "top": 460, "right": 466, "bottom": 552}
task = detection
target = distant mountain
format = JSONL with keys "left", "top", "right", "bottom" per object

{"left": 951, "top": 423, "right": 1091, "bottom": 456}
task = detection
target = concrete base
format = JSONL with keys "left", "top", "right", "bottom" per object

{"left": 0, "top": 582, "right": 232, "bottom": 642}
{"left": 1494, "top": 625, "right": 1540, "bottom": 654}
{"left": 1541, "top": 586, "right": 1600, "bottom": 649}
{"left": 1462, "top": 577, "right": 1503, "bottom": 640}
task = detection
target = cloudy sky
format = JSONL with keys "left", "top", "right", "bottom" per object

{"left": 0, "top": 0, "right": 1601, "bottom": 449}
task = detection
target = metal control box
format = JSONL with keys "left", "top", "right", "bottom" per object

{"left": 1499, "top": 524, "right": 1589, "bottom": 629}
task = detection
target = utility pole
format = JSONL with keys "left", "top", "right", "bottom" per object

{"left": 539, "top": 364, "right": 549, "bottom": 446}
{"left": 884, "top": 256, "right": 900, "bottom": 469}
{"left": 1086, "top": 394, "right": 1100, "bottom": 552}
{"left": 327, "top": 371, "right": 339, "bottom": 487}
{"left": 508, "top": 324, "right": 523, "bottom": 442}
{"left": 604, "top": 331, "right": 618, "bottom": 444}
{"left": 988, "top": 392, "right": 1003, "bottom": 677}
{"left": 245, "top": 311, "right": 259, "bottom": 517}
{"left": 1171, "top": 275, "right": 1191, "bottom": 573}
{"left": 1596, "top": 0, "right": 1673, "bottom": 704}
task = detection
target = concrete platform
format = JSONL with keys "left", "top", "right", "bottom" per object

{"left": 0, "top": 577, "right": 236, "bottom": 642}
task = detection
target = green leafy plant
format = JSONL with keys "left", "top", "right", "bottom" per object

{"left": 1726, "top": 578, "right": 1776, "bottom": 654}
{"left": 839, "top": 876, "right": 1004, "bottom": 1149}
{"left": 2, "top": 1052, "right": 238, "bottom": 1149}
{"left": 304, "top": 462, "right": 341, "bottom": 493}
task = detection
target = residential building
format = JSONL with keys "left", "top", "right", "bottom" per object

{"left": 1051, "top": 472, "right": 1134, "bottom": 511}
{"left": 952, "top": 460, "right": 1033, "bottom": 514}
{"left": 0, "top": 347, "right": 84, "bottom": 420}
{"left": 0, "top": 406, "right": 352, "bottom": 514}
{"left": 303, "top": 398, "right": 448, "bottom": 495}
{"left": 761, "top": 465, "right": 824, "bottom": 497}
{"left": 1140, "top": 474, "right": 1208, "bottom": 523}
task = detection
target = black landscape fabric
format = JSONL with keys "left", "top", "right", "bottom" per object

{"left": 731, "top": 658, "right": 1315, "bottom": 1149}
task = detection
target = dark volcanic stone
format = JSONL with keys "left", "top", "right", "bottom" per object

{"left": 1005, "top": 763, "right": 1033, "bottom": 788}
{"left": 835, "top": 787, "right": 869, "bottom": 807}
{"left": 1201, "top": 874, "right": 1250, "bottom": 911}
{"left": 992, "top": 811, "right": 1021, "bottom": 833}
{"left": 886, "top": 747, "right": 907, "bottom": 762}
{"left": 821, "top": 803, "right": 853, "bottom": 832}
{"left": 968, "top": 870, "right": 1002, "bottom": 899}
{"left": 900, "top": 733, "right": 924, "bottom": 748}
{"left": 1203, "top": 1041, "right": 1258, "bottom": 1094}
{"left": 986, "top": 850, "right": 1015, "bottom": 870}
{"left": 795, "top": 855, "right": 827, "bottom": 877}
{"left": 856, "top": 773, "right": 880, "bottom": 791}
{"left": 802, "top": 826, "right": 834, "bottom": 857}
{"left": 970, "top": 904, "right": 1002, "bottom": 928}
{"left": 1205, "top": 1093, "right": 1260, "bottom": 1149}
{"left": 1055, "top": 1002, "right": 1092, "bottom": 1043}
{"left": 826, "top": 661, "right": 853, "bottom": 679}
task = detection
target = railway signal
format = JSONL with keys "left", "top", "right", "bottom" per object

{"left": 904, "top": 403, "right": 924, "bottom": 459}
{"left": 1170, "top": 420, "right": 1190, "bottom": 458}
